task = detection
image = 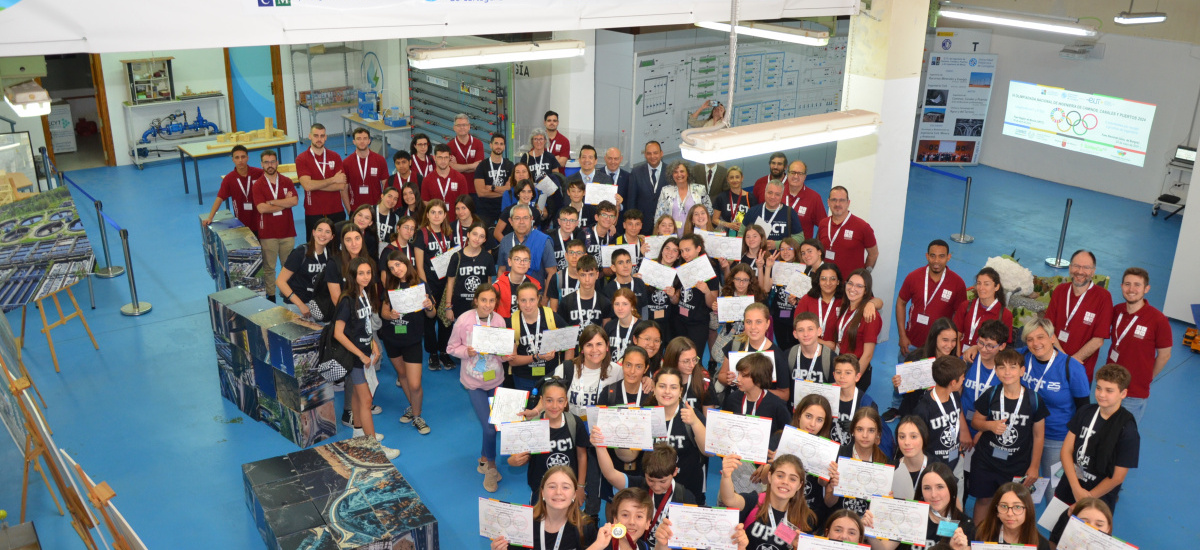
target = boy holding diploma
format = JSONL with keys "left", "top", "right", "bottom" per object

{"left": 590, "top": 441, "right": 697, "bottom": 543}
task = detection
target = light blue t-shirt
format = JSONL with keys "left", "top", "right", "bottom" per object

{"left": 1021, "top": 349, "right": 1090, "bottom": 440}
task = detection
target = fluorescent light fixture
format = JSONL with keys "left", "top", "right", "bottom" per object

{"left": 3, "top": 80, "right": 51, "bottom": 117}
{"left": 679, "top": 110, "right": 880, "bottom": 164}
{"left": 938, "top": 2, "right": 1098, "bottom": 37}
{"left": 407, "top": 40, "right": 585, "bottom": 70}
{"left": 696, "top": 21, "right": 830, "bottom": 46}
{"left": 1114, "top": 11, "right": 1166, "bottom": 24}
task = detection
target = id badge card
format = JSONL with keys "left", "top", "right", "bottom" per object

{"left": 992, "top": 446, "right": 1010, "bottom": 460}
{"left": 242, "top": 203, "right": 253, "bottom": 211}
{"left": 359, "top": 186, "right": 369, "bottom": 194}
{"left": 948, "top": 447, "right": 959, "bottom": 462}
{"left": 653, "top": 309, "right": 665, "bottom": 319}
{"left": 824, "top": 250, "right": 836, "bottom": 260}
{"left": 916, "top": 314, "right": 929, "bottom": 325}
{"left": 1058, "top": 330, "right": 1070, "bottom": 342}
{"left": 780, "top": 310, "right": 791, "bottom": 318}
{"left": 679, "top": 306, "right": 690, "bottom": 317}
{"left": 1109, "top": 350, "right": 1119, "bottom": 362}
{"left": 272, "top": 211, "right": 283, "bottom": 216}
{"left": 774, "top": 521, "right": 798, "bottom": 543}
{"left": 531, "top": 366, "right": 546, "bottom": 377}
{"left": 394, "top": 325, "right": 406, "bottom": 334}
{"left": 936, "top": 520, "right": 959, "bottom": 538}
{"left": 482, "top": 370, "right": 496, "bottom": 381}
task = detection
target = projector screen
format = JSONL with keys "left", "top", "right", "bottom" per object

{"left": 1002, "top": 81, "right": 1157, "bottom": 167}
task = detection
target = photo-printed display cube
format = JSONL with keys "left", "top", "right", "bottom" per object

{"left": 243, "top": 437, "right": 439, "bottom": 550}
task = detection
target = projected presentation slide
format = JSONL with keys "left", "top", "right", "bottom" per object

{"left": 1002, "top": 81, "right": 1157, "bottom": 167}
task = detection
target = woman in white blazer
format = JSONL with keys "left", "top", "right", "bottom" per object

{"left": 654, "top": 160, "right": 713, "bottom": 236}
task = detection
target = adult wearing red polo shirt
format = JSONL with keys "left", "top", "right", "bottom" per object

{"left": 817, "top": 186, "right": 878, "bottom": 275}
{"left": 203, "top": 145, "right": 263, "bottom": 233}
{"left": 296, "top": 123, "right": 346, "bottom": 236}
{"left": 341, "top": 128, "right": 388, "bottom": 213}
{"left": 421, "top": 144, "right": 468, "bottom": 207}
{"left": 780, "top": 160, "right": 825, "bottom": 239}
{"left": 751, "top": 152, "right": 788, "bottom": 203}
{"left": 448, "top": 114, "right": 483, "bottom": 193}
{"left": 1106, "top": 267, "right": 1172, "bottom": 423}
{"left": 544, "top": 110, "right": 571, "bottom": 167}
{"left": 1045, "top": 250, "right": 1113, "bottom": 380}
{"left": 251, "top": 150, "right": 298, "bottom": 303}
{"left": 895, "top": 239, "right": 967, "bottom": 356}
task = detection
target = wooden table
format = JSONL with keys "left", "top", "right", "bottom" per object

{"left": 177, "top": 138, "right": 299, "bottom": 204}
{"left": 339, "top": 113, "right": 410, "bottom": 155}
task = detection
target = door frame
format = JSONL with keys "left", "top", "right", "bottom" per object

{"left": 224, "top": 45, "right": 288, "bottom": 134}
{"left": 37, "top": 55, "right": 116, "bottom": 169}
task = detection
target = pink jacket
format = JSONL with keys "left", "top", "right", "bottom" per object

{"left": 448, "top": 309, "right": 507, "bottom": 391}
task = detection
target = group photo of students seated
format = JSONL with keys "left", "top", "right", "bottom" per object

{"left": 220, "top": 107, "right": 1157, "bottom": 550}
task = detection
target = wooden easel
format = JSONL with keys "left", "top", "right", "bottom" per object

{"left": 71, "top": 461, "right": 135, "bottom": 550}
{"left": 8, "top": 374, "right": 99, "bottom": 549}
{"left": 19, "top": 278, "right": 99, "bottom": 373}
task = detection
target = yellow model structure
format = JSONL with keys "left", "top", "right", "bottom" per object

{"left": 0, "top": 171, "right": 37, "bottom": 206}
{"left": 208, "top": 117, "right": 288, "bottom": 149}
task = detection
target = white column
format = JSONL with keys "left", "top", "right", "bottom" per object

{"left": 550, "top": 29, "right": 597, "bottom": 155}
{"left": 831, "top": 0, "right": 931, "bottom": 339}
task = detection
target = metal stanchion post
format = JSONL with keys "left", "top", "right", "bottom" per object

{"left": 118, "top": 229, "right": 152, "bottom": 316}
{"left": 93, "top": 200, "right": 125, "bottom": 278}
{"left": 1045, "top": 198, "right": 1073, "bottom": 268}
{"left": 950, "top": 176, "right": 974, "bottom": 244}
{"left": 38, "top": 147, "right": 52, "bottom": 192}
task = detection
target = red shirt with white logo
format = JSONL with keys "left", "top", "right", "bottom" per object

{"left": 797, "top": 295, "right": 842, "bottom": 344}
{"left": 1107, "top": 301, "right": 1171, "bottom": 399}
{"left": 817, "top": 213, "right": 877, "bottom": 275}
{"left": 295, "top": 147, "right": 344, "bottom": 216}
{"left": 1045, "top": 282, "right": 1113, "bottom": 378}
{"left": 342, "top": 150, "right": 389, "bottom": 212}
{"left": 546, "top": 132, "right": 571, "bottom": 161}
{"left": 953, "top": 297, "right": 1013, "bottom": 349}
{"left": 420, "top": 169, "right": 469, "bottom": 207}
{"left": 835, "top": 306, "right": 881, "bottom": 359}
{"left": 251, "top": 174, "right": 297, "bottom": 240}
{"left": 897, "top": 266, "right": 968, "bottom": 346}
{"left": 448, "top": 136, "right": 484, "bottom": 191}
{"left": 217, "top": 167, "right": 264, "bottom": 230}
{"left": 780, "top": 185, "right": 826, "bottom": 239}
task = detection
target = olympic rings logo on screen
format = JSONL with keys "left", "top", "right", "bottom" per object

{"left": 1050, "top": 108, "right": 1098, "bottom": 135}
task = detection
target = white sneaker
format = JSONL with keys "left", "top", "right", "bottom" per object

{"left": 380, "top": 444, "right": 401, "bottom": 460}
{"left": 351, "top": 428, "right": 385, "bottom": 442}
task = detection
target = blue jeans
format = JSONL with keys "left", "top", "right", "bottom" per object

{"left": 1041, "top": 438, "right": 1064, "bottom": 481}
{"left": 467, "top": 387, "right": 498, "bottom": 462}
{"left": 1121, "top": 397, "right": 1147, "bottom": 424}
{"left": 888, "top": 349, "right": 908, "bottom": 410}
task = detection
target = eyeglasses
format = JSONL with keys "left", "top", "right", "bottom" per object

{"left": 733, "top": 277, "right": 752, "bottom": 283}
{"left": 559, "top": 218, "right": 579, "bottom": 224}
{"left": 979, "top": 342, "right": 1001, "bottom": 351}
{"left": 678, "top": 356, "right": 701, "bottom": 366}
{"left": 1069, "top": 264, "right": 1095, "bottom": 271}
{"left": 511, "top": 216, "right": 532, "bottom": 222}
{"left": 997, "top": 504, "right": 1026, "bottom": 514}
{"left": 567, "top": 251, "right": 586, "bottom": 256}
{"left": 510, "top": 257, "right": 531, "bottom": 264}
{"left": 599, "top": 213, "right": 616, "bottom": 219}
{"left": 788, "top": 171, "right": 807, "bottom": 176}
{"left": 845, "top": 281, "right": 865, "bottom": 289}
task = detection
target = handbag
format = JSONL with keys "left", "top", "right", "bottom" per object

{"left": 316, "top": 299, "right": 359, "bottom": 382}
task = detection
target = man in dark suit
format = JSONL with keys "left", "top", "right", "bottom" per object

{"left": 603, "top": 147, "right": 633, "bottom": 215}
{"left": 563, "top": 144, "right": 616, "bottom": 215}
{"left": 629, "top": 140, "right": 667, "bottom": 235}
{"left": 689, "top": 161, "right": 730, "bottom": 203}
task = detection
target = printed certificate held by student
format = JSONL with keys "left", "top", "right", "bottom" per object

{"left": 703, "top": 408, "right": 772, "bottom": 464}
{"left": 833, "top": 457, "right": 893, "bottom": 500}
{"left": 430, "top": 245, "right": 461, "bottom": 278}
{"left": 472, "top": 325, "right": 516, "bottom": 355}
{"left": 773, "top": 262, "right": 812, "bottom": 297}
{"left": 638, "top": 258, "right": 678, "bottom": 290}
{"left": 793, "top": 380, "right": 841, "bottom": 411}
{"left": 702, "top": 234, "right": 743, "bottom": 261}
{"left": 717, "top": 295, "right": 755, "bottom": 323}
{"left": 896, "top": 357, "right": 936, "bottom": 394}
{"left": 595, "top": 406, "right": 654, "bottom": 450}
{"left": 677, "top": 255, "right": 717, "bottom": 289}
{"left": 665, "top": 503, "right": 740, "bottom": 550}
{"left": 585, "top": 182, "right": 619, "bottom": 205}
{"left": 478, "top": 498, "right": 534, "bottom": 547}
{"left": 648, "top": 406, "right": 668, "bottom": 438}
{"left": 539, "top": 326, "right": 581, "bottom": 354}
{"left": 796, "top": 533, "right": 870, "bottom": 549}
{"left": 775, "top": 425, "right": 840, "bottom": 480}
{"left": 1057, "top": 515, "right": 1138, "bottom": 550}
{"left": 864, "top": 497, "right": 929, "bottom": 546}
{"left": 388, "top": 283, "right": 428, "bottom": 314}
{"left": 601, "top": 244, "right": 638, "bottom": 267}
{"left": 488, "top": 387, "right": 530, "bottom": 425}
{"left": 643, "top": 235, "right": 670, "bottom": 258}
{"left": 969, "top": 544, "right": 1031, "bottom": 550}
{"left": 499, "top": 419, "right": 551, "bottom": 455}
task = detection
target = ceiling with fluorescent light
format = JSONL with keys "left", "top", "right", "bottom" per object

{"left": 944, "top": 0, "right": 1200, "bottom": 43}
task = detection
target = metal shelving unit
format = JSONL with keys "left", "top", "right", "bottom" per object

{"left": 290, "top": 43, "right": 360, "bottom": 139}
{"left": 407, "top": 65, "right": 506, "bottom": 145}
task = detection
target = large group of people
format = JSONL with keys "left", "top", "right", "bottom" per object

{"left": 202, "top": 111, "right": 1163, "bottom": 550}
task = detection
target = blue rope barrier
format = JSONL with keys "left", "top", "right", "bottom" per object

{"left": 909, "top": 162, "right": 969, "bottom": 182}
{"left": 64, "top": 175, "right": 124, "bottom": 231}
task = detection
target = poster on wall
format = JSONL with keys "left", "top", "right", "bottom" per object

{"left": 1001, "top": 81, "right": 1157, "bottom": 167}
{"left": 913, "top": 53, "right": 997, "bottom": 166}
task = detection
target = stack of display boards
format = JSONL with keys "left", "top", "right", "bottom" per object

{"left": 243, "top": 436, "right": 439, "bottom": 550}
{"left": 200, "top": 211, "right": 266, "bottom": 295}
{"left": 210, "top": 286, "right": 336, "bottom": 447}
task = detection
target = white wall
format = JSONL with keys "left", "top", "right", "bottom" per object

{"left": 980, "top": 33, "right": 1200, "bottom": 203}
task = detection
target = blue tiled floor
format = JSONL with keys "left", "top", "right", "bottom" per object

{"left": 0, "top": 157, "right": 1194, "bottom": 549}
